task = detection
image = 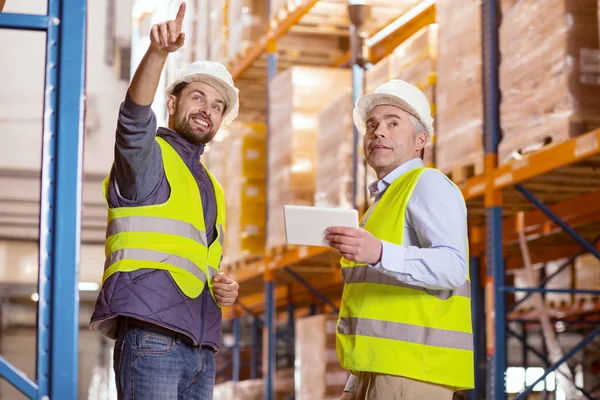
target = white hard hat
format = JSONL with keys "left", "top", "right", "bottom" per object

{"left": 166, "top": 61, "right": 239, "bottom": 125}
{"left": 353, "top": 79, "right": 434, "bottom": 143}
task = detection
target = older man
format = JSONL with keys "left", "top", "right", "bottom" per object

{"left": 90, "top": 3, "right": 239, "bottom": 399}
{"left": 326, "top": 80, "right": 474, "bottom": 400}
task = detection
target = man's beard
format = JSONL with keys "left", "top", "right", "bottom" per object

{"left": 172, "top": 112, "right": 215, "bottom": 145}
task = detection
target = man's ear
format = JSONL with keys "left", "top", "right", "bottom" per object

{"left": 416, "top": 131, "right": 427, "bottom": 152}
{"left": 167, "top": 95, "right": 176, "bottom": 116}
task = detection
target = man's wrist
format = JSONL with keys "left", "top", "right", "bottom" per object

{"left": 147, "top": 43, "right": 170, "bottom": 58}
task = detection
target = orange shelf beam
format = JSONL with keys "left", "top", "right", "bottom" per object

{"left": 227, "top": 246, "right": 331, "bottom": 283}
{"left": 460, "top": 129, "right": 600, "bottom": 200}
{"left": 367, "top": 0, "right": 436, "bottom": 65}
{"left": 228, "top": 0, "right": 320, "bottom": 79}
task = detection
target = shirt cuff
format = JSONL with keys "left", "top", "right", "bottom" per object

{"left": 370, "top": 240, "right": 406, "bottom": 272}
{"left": 344, "top": 373, "right": 357, "bottom": 393}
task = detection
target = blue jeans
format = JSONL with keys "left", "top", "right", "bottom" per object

{"left": 113, "top": 322, "right": 216, "bottom": 400}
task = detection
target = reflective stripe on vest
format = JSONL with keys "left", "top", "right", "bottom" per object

{"left": 336, "top": 167, "right": 474, "bottom": 390}
{"left": 105, "top": 248, "right": 209, "bottom": 283}
{"left": 101, "top": 137, "right": 226, "bottom": 300}
{"left": 342, "top": 265, "right": 471, "bottom": 300}
{"left": 338, "top": 317, "right": 474, "bottom": 352}
{"left": 107, "top": 216, "right": 208, "bottom": 247}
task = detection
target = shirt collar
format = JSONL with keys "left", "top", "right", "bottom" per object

{"left": 368, "top": 158, "right": 425, "bottom": 198}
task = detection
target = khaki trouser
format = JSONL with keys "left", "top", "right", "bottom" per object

{"left": 355, "top": 372, "right": 454, "bottom": 400}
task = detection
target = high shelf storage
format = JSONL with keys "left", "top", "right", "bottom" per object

{"left": 216, "top": 1, "right": 600, "bottom": 399}
{"left": 0, "top": 1, "right": 87, "bottom": 399}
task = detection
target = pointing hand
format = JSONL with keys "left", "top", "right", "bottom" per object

{"left": 150, "top": 2, "right": 186, "bottom": 53}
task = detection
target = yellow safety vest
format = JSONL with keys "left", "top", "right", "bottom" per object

{"left": 336, "top": 167, "right": 474, "bottom": 390}
{"left": 101, "top": 137, "right": 226, "bottom": 304}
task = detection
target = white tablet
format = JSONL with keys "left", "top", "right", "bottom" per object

{"left": 283, "top": 205, "right": 359, "bottom": 247}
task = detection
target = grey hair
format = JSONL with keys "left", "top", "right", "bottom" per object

{"left": 409, "top": 114, "right": 427, "bottom": 138}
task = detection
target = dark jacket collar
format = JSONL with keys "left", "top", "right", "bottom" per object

{"left": 157, "top": 127, "right": 205, "bottom": 165}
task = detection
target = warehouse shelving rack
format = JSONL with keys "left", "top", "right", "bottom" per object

{"left": 0, "top": 1, "right": 87, "bottom": 399}
{"left": 221, "top": 0, "right": 600, "bottom": 399}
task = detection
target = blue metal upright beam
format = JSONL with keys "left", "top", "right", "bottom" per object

{"left": 39, "top": 0, "right": 87, "bottom": 399}
{"left": 481, "top": 0, "right": 505, "bottom": 397}
{"left": 264, "top": 34, "right": 278, "bottom": 400}
{"left": 468, "top": 257, "right": 486, "bottom": 400}
{"left": 0, "top": 1, "right": 86, "bottom": 399}
{"left": 232, "top": 317, "right": 241, "bottom": 381}
{"left": 251, "top": 316, "right": 260, "bottom": 379}
{"left": 350, "top": 21, "right": 364, "bottom": 209}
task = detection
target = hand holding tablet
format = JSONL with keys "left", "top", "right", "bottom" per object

{"left": 283, "top": 205, "right": 359, "bottom": 247}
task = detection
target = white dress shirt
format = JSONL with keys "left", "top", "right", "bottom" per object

{"left": 344, "top": 157, "right": 469, "bottom": 393}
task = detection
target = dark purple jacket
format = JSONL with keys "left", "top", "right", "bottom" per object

{"left": 89, "top": 94, "right": 222, "bottom": 349}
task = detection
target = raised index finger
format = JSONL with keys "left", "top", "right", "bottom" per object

{"left": 175, "top": 2, "right": 186, "bottom": 31}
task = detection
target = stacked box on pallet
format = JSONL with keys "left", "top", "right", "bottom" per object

{"left": 295, "top": 314, "right": 350, "bottom": 400}
{"left": 366, "top": 54, "right": 394, "bottom": 93}
{"left": 512, "top": 254, "right": 600, "bottom": 312}
{"left": 269, "top": 0, "right": 309, "bottom": 21}
{"left": 205, "top": 122, "right": 267, "bottom": 265}
{"left": 435, "top": 0, "right": 484, "bottom": 174}
{"left": 390, "top": 24, "right": 439, "bottom": 168}
{"left": 208, "top": 0, "right": 226, "bottom": 63}
{"left": 267, "top": 66, "right": 351, "bottom": 249}
{"left": 224, "top": 122, "right": 267, "bottom": 264}
{"left": 315, "top": 89, "right": 361, "bottom": 209}
{"left": 213, "top": 369, "right": 294, "bottom": 400}
{"left": 391, "top": 24, "right": 438, "bottom": 103}
{"left": 499, "top": 0, "right": 600, "bottom": 165}
{"left": 228, "top": 0, "right": 267, "bottom": 60}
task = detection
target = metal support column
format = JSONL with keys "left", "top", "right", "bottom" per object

{"left": 264, "top": 33, "right": 278, "bottom": 400}
{"left": 232, "top": 314, "right": 241, "bottom": 382}
{"left": 469, "top": 256, "right": 486, "bottom": 400}
{"left": 481, "top": 0, "right": 505, "bottom": 397}
{"left": 0, "top": 1, "right": 86, "bottom": 399}
{"left": 348, "top": 3, "right": 369, "bottom": 209}
{"left": 251, "top": 316, "right": 260, "bottom": 379}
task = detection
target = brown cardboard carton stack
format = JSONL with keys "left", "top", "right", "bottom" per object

{"left": 315, "top": 89, "right": 369, "bottom": 209}
{"left": 205, "top": 122, "right": 267, "bottom": 265}
{"left": 390, "top": 24, "right": 439, "bottom": 168}
{"left": 391, "top": 24, "right": 438, "bottom": 104}
{"left": 208, "top": 0, "right": 227, "bottom": 63}
{"left": 499, "top": 0, "right": 600, "bottom": 165}
{"left": 213, "top": 369, "right": 294, "bottom": 400}
{"left": 295, "top": 314, "right": 350, "bottom": 400}
{"left": 267, "top": 66, "right": 351, "bottom": 248}
{"left": 435, "top": 0, "right": 484, "bottom": 174}
{"left": 366, "top": 54, "right": 395, "bottom": 93}
{"left": 228, "top": 0, "right": 267, "bottom": 60}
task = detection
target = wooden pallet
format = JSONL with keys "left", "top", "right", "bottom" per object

{"left": 266, "top": 244, "right": 297, "bottom": 258}
{"left": 447, "top": 160, "right": 485, "bottom": 185}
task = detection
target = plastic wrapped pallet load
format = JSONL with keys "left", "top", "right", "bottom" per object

{"left": 315, "top": 89, "right": 366, "bottom": 209}
{"left": 391, "top": 24, "right": 438, "bottom": 104}
{"left": 435, "top": 0, "right": 484, "bottom": 176}
{"left": 390, "top": 24, "right": 438, "bottom": 167}
{"left": 499, "top": 0, "right": 600, "bottom": 165}
{"left": 227, "top": 0, "right": 267, "bottom": 60}
{"left": 205, "top": 122, "right": 267, "bottom": 265}
{"left": 295, "top": 314, "right": 350, "bottom": 400}
{"left": 267, "top": 66, "right": 351, "bottom": 249}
